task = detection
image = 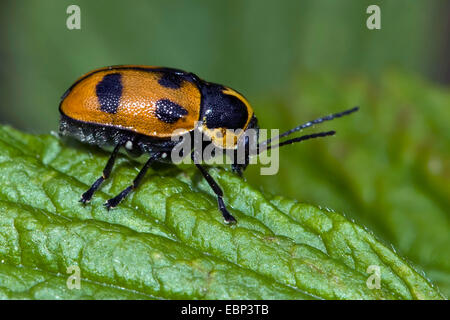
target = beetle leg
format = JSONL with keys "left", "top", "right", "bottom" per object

{"left": 80, "top": 143, "right": 122, "bottom": 204}
{"left": 104, "top": 152, "right": 161, "bottom": 210}
{"left": 192, "top": 153, "right": 236, "bottom": 224}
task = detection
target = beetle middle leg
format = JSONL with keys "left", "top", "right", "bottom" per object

{"left": 80, "top": 143, "right": 122, "bottom": 204}
{"left": 104, "top": 152, "right": 162, "bottom": 210}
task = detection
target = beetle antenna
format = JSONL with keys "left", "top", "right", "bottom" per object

{"left": 259, "top": 130, "right": 336, "bottom": 153}
{"left": 260, "top": 106, "right": 359, "bottom": 147}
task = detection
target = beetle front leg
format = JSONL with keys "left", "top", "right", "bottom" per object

{"left": 192, "top": 152, "right": 236, "bottom": 224}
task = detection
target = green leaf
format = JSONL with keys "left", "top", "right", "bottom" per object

{"left": 0, "top": 125, "right": 444, "bottom": 299}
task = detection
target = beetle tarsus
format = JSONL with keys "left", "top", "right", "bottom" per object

{"left": 104, "top": 186, "right": 133, "bottom": 210}
{"left": 218, "top": 197, "right": 237, "bottom": 224}
{"left": 80, "top": 177, "right": 103, "bottom": 204}
{"left": 79, "top": 196, "right": 91, "bottom": 205}
{"left": 104, "top": 202, "right": 114, "bottom": 211}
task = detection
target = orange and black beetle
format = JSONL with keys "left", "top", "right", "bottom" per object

{"left": 59, "top": 65, "right": 358, "bottom": 223}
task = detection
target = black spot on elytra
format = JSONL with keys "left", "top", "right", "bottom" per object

{"left": 155, "top": 99, "right": 188, "bottom": 124}
{"left": 158, "top": 72, "right": 183, "bottom": 89}
{"left": 96, "top": 73, "right": 123, "bottom": 114}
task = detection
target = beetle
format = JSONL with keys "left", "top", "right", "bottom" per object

{"left": 59, "top": 65, "right": 358, "bottom": 224}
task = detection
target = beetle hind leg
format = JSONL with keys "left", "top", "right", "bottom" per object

{"left": 80, "top": 144, "right": 122, "bottom": 204}
{"left": 104, "top": 152, "right": 161, "bottom": 210}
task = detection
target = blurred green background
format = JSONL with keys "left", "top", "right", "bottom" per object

{"left": 0, "top": 0, "right": 449, "bottom": 297}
